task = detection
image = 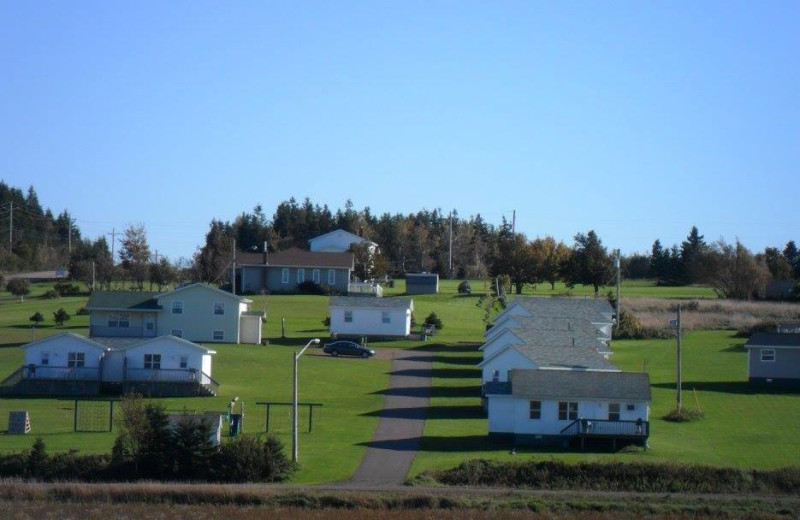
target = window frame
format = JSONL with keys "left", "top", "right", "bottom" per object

{"left": 558, "top": 401, "right": 578, "bottom": 421}
{"left": 312, "top": 269, "right": 320, "bottom": 284}
{"left": 171, "top": 329, "right": 183, "bottom": 338}
{"left": 144, "top": 354, "right": 162, "bottom": 370}
{"left": 213, "top": 302, "right": 225, "bottom": 316}
{"left": 297, "top": 268, "right": 305, "bottom": 284}
{"left": 344, "top": 310, "right": 353, "bottom": 323}
{"left": 40, "top": 352, "right": 50, "bottom": 366}
{"left": 281, "top": 268, "right": 290, "bottom": 284}
{"left": 67, "top": 352, "right": 85, "bottom": 368}
{"left": 529, "top": 400, "right": 541, "bottom": 420}
{"left": 179, "top": 356, "right": 188, "bottom": 369}
{"left": 213, "top": 330, "right": 224, "bottom": 341}
{"left": 761, "top": 349, "right": 776, "bottom": 362}
{"left": 608, "top": 402, "right": 621, "bottom": 421}
{"left": 328, "top": 269, "right": 336, "bottom": 285}
{"left": 382, "top": 310, "right": 391, "bottom": 324}
{"left": 172, "top": 301, "right": 184, "bottom": 315}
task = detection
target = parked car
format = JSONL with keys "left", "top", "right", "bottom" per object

{"left": 323, "top": 340, "right": 375, "bottom": 358}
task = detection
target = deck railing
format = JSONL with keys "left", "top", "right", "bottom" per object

{"left": 90, "top": 325, "right": 146, "bottom": 338}
{"left": 348, "top": 282, "right": 383, "bottom": 297}
{"left": 560, "top": 418, "right": 649, "bottom": 437}
{"left": 125, "top": 368, "right": 219, "bottom": 395}
{"left": 19, "top": 365, "right": 101, "bottom": 381}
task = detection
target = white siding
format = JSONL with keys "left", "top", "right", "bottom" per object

{"left": 481, "top": 348, "right": 537, "bottom": 383}
{"left": 330, "top": 306, "right": 411, "bottom": 336}
{"left": 481, "top": 330, "right": 523, "bottom": 359}
{"left": 24, "top": 335, "right": 105, "bottom": 369}
{"left": 488, "top": 396, "right": 650, "bottom": 435}
{"left": 125, "top": 338, "right": 207, "bottom": 372}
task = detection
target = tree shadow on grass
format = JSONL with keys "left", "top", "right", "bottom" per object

{"left": 372, "top": 385, "right": 481, "bottom": 398}
{"left": 356, "top": 435, "right": 506, "bottom": 452}
{"left": 651, "top": 381, "right": 800, "bottom": 395}
{"left": 361, "top": 405, "right": 484, "bottom": 420}
{"left": 391, "top": 368, "right": 480, "bottom": 379}
{"left": 721, "top": 344, "right": 745, "bottom": 353}
{"left": 411, "top": 343, "right": 481, "bottom": 353}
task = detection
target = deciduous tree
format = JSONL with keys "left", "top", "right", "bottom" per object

{"left": 563, "top": 230, "right": 613, "bottom": 295}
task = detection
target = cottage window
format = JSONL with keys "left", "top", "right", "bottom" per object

{"left": 68, "top": 352, "right": 85, "bottom": 368}
{"left": 608, "top": 403, "right": 621, "bottom": 421}
{"left": 213, "top": 330, "right": 224, "bottom": 341}
{"left": 558, "top": 401, "right": 578, "bottom": 421}
{"left": 180, "top": 356, "right": 188, "bottom": 369}
{"left": 108, "top": 313, "right": 130, "bottom": 328}
{"left": 213, "top": 302, "right": 225, "bottom": 316}
{"left": 491, "top": 369, "right": 500, "bottom": 382}
{"left": 144, "top": 354, "right": 161, "bottom": 370}
{"left": 761, "top": 349, "right": 776, "bottom": 362}
{"left": 382, "top": 311, "right": 391, "bottom": 324}
{"left": 281, "top": 268, "right": 290, "bottom": 284}
{"left": 328, "top": 269, "right": 336, "bottom": 285}
{"left": 529, "top": 401, "right": 541, "bottom": 420}
{"left": 297, "top": 268, "right": 305, "bottom": 284}
{"left": 313, "top": 269, "right": 320, "bottom": 284}
{"left": 172, "top": 301, "right": 184, "bottom": 315}
{"left": 171, "top": 329, "right": 183, "bottom": 338}
{"left": 344, "top": 310, "right": 353, "bottom": 323}
{"left": 40, "top": 352, "right": 50, "bottom": 366}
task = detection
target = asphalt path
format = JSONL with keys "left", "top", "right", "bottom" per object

{"left": 349, "top": 349, "right": 433, "bottom": 485}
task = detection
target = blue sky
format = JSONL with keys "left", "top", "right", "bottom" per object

{"left": 1, "top": 1, "right": 797, "bottom": 262}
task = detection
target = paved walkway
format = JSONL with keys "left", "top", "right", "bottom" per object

{"left": 349, "top": 349, "right": 433, "bottom": 485}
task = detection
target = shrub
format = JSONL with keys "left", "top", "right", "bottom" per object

{"left": 663, "top": 408, "right": 705, "bottom": 422}
{"left": 42, "top": 289, "right": 60, "bottom": 299}
{"left": 54, "top": 281, "right": 82, "bottom": 296}
{"left": 735, "top": 319, "right": 778, "bottom": 338}
{"left": 29, "top": 312, "right": 45, "bottom": 326}
{"left": 27, "top": 438, "right": 48, "bottom": 477}
{"left": 213, "top": 435, "right": 293, "bottom": 482}
{"left": 53, "top": 307, "right": 71, "bottom": 326}
{"left": 613, "top": 310, "right": 645, "bottom": 339}
{"left": 6, "top": 278, "right": 30, "bottom": 300}
{"left": 322, "top": 316, "right": 331, "bottom": 328}
{"left": 424, "top": 312, "right": 444, "bottom": 330}
{"left": 297, "top": 281, "right": 327, "bottom": 295}
{"left": 457, "top": 280, "right": 472, "bottom": 295}
{"left": 76, "top": 306, "right": 90, "bottom": 316}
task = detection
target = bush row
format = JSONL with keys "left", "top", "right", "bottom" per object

{"left": 418, "top": 459, "right": 800, "bottom": 495}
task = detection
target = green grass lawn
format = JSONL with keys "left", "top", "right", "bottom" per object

{"left": 1, "top": 279, "right": 793, "bottom": 485}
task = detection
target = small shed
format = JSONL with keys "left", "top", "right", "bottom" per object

{"left": 745, "top": 332, "right": 800, "bottom": 387}
{"left": 405, "top": 273, "right": 439, "bottom": 295}
{"left": 329, "top": 296, "right": 414, "bottom": 338}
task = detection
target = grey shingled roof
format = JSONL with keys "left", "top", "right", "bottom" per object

{"left": 330, "top": 296, "right": 413, "bottom": 310}
{"left": 238, "top": 248, "right": 354, "bottom": 269}
{"left": 512, "top": 297, "right": 614, "bottom": 323}
{"left": 509, "top": 369, "right": 651, "bottom": 401}
{"left": 509, "top": 325, "right": 609, "bottom": 352}
{"left": 512, "top": 344, "right": 619, "bottom": 371}
{"left": 86, "top": 291, "right": 162, "bottom": 311}
{"left": 746, "top": 333, "right": 800, "bottom": 348}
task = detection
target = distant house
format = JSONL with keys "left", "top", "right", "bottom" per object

{"left": 405, "top": 273, "right": 439, "bottom": 295}
{"left": 485, "top": 369, "right": 650, "bottom": 448}
{"left": 309, "top": 229, "right": 376, "bottom": 253}
{"left": 745, "top": 333, "right": 800, "bottom": 387}
{"left": 86, "top": 283, "right": 264, "bottom": 344}
{"left": 0, "top": 333, "right": 218, "bottom": 397}
{"left": 765, "top": 279, "right": 797, "bottom": 301}
{"left": 329, "top": 296, "right": 414, "bottom": 338}
{"left": 237, "top": 248, "right": 354, "bottom": 295}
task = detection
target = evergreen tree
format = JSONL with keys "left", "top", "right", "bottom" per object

{"left": 564, "top": 230, "right": 613, "bottom": 295}
{"left": 784, "top": 241, "right": 800, "bottom": 279}
{"left": 680, "top": 226, "right": 708, "bottom": 283}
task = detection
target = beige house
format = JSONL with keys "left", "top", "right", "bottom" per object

{"left": 86, "top": 283, "right": 264, "bottom": 344}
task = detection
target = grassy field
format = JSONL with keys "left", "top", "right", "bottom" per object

{"left": 1, "top": 277, "right": 796, "bottom": 485}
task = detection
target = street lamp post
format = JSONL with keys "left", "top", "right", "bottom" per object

{"left": 292, "top": 338, "right": 320, "bottom": 463}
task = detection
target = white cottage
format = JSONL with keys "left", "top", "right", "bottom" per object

{"left": 485, "top": 369, "right": 650, "bottom": 448}
{"left": 329, "top": 296, "right": 413, "bottom": 338}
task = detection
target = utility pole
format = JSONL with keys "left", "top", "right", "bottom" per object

{"left": 153, "top": 250, "right": 159, "bottom": 264}
{"left": 91, "top": 261, "right": 96, "bottom": 292}
{"left": 615, "top": 249, "right": 621, "bottom": 328}
{"left": 108, "top": 228, "right": 116, "bottom": 265}
{"left": 675, "top": 305, "right": 682, "bottom": 411}
{"left": 448, "top": 211, "right": 453, "bottom": 277}
{"left": 511, "top": 209, "right": 516, "bottom": 234}
{"left": 8, "top": 201, "right": 12, "bottom": 250}
{"left": 231, "top": 239, "right": 236, "bottom": 295}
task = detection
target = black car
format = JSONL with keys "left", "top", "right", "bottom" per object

{"left": 323, "top": 340, "right": 375, "bottom": 358}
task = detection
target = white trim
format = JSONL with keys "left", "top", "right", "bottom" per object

{"left": 328, "top": 269, "right": 336, "bottom": 285}
{"left": 281, "top": 268, "right": 290, "bottom": 284}
{"left": 313, "top": 269, "right": 320, "bottom": 284}
{"left": 171, "top": 301, "right": 184, "bottom": 315}
{"left": 761, "top": 349, "right": 776, "bottom": 362}
{"left": 213, "top": 301, "right": 225, "bottom": 316}
{"left": 297, "top": 268, "right": 305, "bottom": 284}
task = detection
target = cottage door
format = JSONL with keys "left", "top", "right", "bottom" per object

{"left": 143, "top": 315, "right": 156, "bottom": 337}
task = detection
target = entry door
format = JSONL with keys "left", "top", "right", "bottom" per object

{"left": 143, "top": 315, "right": 156, "bottom": 337}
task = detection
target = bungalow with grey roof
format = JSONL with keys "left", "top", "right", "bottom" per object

{"left": 329, "top": 296, "right": 414, "bottom": 338}
{"left": 745, "top": 332, "right": 800, "bottom": 387}
{"left": 485, "top": 369, "right": 650, "bottom": 448}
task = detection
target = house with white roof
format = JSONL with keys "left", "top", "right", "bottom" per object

{"left": 309, "top": 229, "right": 377, "bottom": 253}
{"left": 329, "top": 296, "right": 414, "bottom": 338}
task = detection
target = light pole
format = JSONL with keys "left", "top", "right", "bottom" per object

{"left": 293, "top": 338, "right": 320, "bottom": 463}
